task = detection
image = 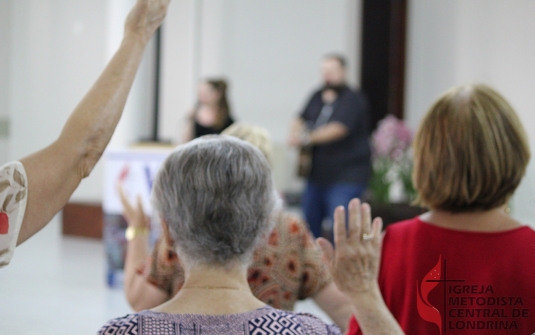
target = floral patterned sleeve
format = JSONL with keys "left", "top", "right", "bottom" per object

{"left": 0, "top": 162, "right": 28, "bottom": 267}
{"left": 296, "top": 217, "right": 333, "bottom": 299}
{"left": 136, "top": 236, "right": 185, "bottom": 298}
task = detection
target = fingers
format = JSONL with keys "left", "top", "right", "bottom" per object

{"left": 372, "top": 217, "right": 383, "bottom": 245}
{"left": 316, "top": 237, "right": 335, "bottom": 264}
{"left": 347, "top": 198, "right": 361, "bottom": 239}
{"left": 117, "top": 182, "right": 134, "bottom": 213}
{"left": 361, "top": 202, "right": 372, "bottom": 236}
{"left": 334, "top": 199, "right": 380, "bottom": 245}
{"left": 136, "top": 195, "right": 145, "bottom": 213}
{"left": 333, "top": 206, "right": 347, "bottom": 248}
{"left": 136, "top": 195, "right": 149, "bottom": 228}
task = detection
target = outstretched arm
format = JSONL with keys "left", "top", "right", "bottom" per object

{"left": 17, "top": 0, "right": 171, "bottom": 245}
{"left": 317, "top": 199, "right": 405, "bottom": 335}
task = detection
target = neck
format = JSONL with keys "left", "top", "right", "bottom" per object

{"left": 152, "top": 261, "right": 266, "bottom": 315}
{"left": 421, "top": 205, "right": 521, "bottom": 232}
{"left": 183, "top": 263, "right": 250, "bottom": 290}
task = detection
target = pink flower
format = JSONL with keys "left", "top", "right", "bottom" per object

{"left": 372, "top": 114, "right": 413, "bottom": 160}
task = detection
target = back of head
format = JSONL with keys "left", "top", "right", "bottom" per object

{"left": 221, "top": 123, "right": 273, "bottom": 164}
{"left": 413, "top": 84, "right": 530, "bottom": 212}
{"left": 152, "top": 136, "right": 279, "bottom": 267}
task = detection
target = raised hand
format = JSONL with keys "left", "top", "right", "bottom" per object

{"left": 317, "top": 198, "right": 383, "bottom": 299}
{"left": 317, "top": 199, "right": 406, "bottom": 334}
{"left": 117, "top": 182, "right": 149, "bottom": 230}
{"left": 124, "top": 0, "right": 171, "bottom": 44}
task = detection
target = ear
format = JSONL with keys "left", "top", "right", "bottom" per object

{"left": 160, "top": 219, "right": 175, "bottom": 247}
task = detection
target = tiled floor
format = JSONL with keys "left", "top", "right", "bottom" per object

{"left": 0, "top": 215, "right": 332, "bottom": 335}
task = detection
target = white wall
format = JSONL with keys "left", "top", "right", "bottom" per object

{"left": 3, "top": 0, "right": 361, "bottom": 202}
{"left": 4, "top": 0, "right": 155, "bottom": 203}
{"left": 160, "top": 0, "right": 361, "bottom": 144}
{"left": 405, "top": 0, "right": 535, "bottom": 225}
{"left": 159, "top": 0, "right": 362, "bottom": 191}
{"left": 0, "top": 0, "right": 11, "bottom": 164}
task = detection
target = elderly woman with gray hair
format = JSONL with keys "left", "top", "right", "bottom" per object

{"left": 123, "top": 123, "right": 353, "bottom": 330}
{"left": 99, "top": 136, "right": 404, "bottom": 334}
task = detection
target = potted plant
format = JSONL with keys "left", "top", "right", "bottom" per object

{"left": 368, "top": 115, "right": 424, "bottom": 226}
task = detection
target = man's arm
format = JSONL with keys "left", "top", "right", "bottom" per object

{"left": 17, "top": 0, "right": 170, "bottom": 245}
{"left": 307, "top": 122, "right": 348, "bottom": 145}
{"left": 306, "top": 89, "right": 365, "bottom": 146}
{"left": 288, "top": 117, "right": 305, "bottom": 147}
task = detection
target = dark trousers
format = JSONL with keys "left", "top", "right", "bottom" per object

{"left": 302, "top": 181, "right": 365, "bottom": 239}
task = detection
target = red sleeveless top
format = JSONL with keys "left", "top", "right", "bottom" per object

{"left": 348, "top": 217, "right": 535, "bottom": 335}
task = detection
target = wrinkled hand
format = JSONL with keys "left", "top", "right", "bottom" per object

{"left": 124, "top": 0, "right": 171, "bottom": 44}
{"left": 117, "top": 182, "right": 150, "bottom": 229}
{"left": 317, "top": 198, "right": 383, "bottom": 299}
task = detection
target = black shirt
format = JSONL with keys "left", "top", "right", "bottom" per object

{"left": 194, "top": 116, "right": 235, "bottom": 138}
{"left": 300, "top": 86, "right": 372, "bottom": 186}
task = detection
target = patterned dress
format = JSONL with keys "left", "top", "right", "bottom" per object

{"left": 0, "top": 162, "right": 28, "bottom": 267}
{"left": 98, "top": 306, "right": 341, "bottom": 335}
{"left": 137, "top": 213, "right": 332, "bottom": 310}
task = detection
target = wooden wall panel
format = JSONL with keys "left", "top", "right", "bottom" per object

{"left": 62, "top": 203, "right": 103, "bottom": 239}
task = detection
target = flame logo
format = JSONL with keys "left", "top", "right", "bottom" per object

{"left": 416, "top": 255, "right": 442, "bottom": 334}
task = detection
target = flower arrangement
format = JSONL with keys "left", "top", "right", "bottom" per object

{"left": 370, "top": 114, "right": 416, "bottom": 203}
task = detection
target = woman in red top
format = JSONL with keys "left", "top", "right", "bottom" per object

{"left": 349, "top": 84, "right": 535, "bottom": 335}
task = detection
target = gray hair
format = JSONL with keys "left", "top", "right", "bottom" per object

{"left": 151, "top": 135, "right": 280, "bottom": 267}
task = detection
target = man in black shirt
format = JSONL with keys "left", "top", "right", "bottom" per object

{"left": 288, "top": 54, "right": 372, "bottom": 239}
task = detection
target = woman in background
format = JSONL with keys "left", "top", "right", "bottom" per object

{"left": 123, "top": 123, "right": 354, "bottom": 331}
{"left": 348, "top": 84, "right": 535, "bottom": 334}
{"left": 182, "top": 79, "right": 234, "bottom": 142}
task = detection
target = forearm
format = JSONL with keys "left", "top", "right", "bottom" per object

{"left": 350, "top": 291, "right": 405, "bottom": 335}
{"left": 313, "top": 282, "right": 352, "bottom": 332}
{"left": 17, "top": 35, "right": 148, "bottom": 246}
{"left": 288, "top": 118, "right": 305, "bottom": 146}
{"left": 58, "top": 34, "right": 147, "bottom": 177}
{"left": 326, "top": 302, "right": 353, "bottom": 332}
{"left": 308, "top": 122, "right": 348, "bottom": 145}
{"left": 124, "top": 234, "right": 150, "bottom": 291}
{"left": 291, "top": 118, "right": 305, "bottom": 135}
{"left": 127, "top": 273, "right": 169, "bottom": 311}
{"left": 124, "top": 234, "right": 164, "bottom": 311}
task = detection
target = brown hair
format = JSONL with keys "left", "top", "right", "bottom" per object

{"left": 412, "top": 84, "right": 530, "bottom": 212}
{"left": 206, "top": 79, "right": 231, "bottom": 130}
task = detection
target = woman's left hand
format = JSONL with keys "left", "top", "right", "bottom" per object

{"left": 317, "top": 198, "right": 383, "bottom": 299}
{"left": 117, "top": 182, "right": 149, "bottom": 229}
